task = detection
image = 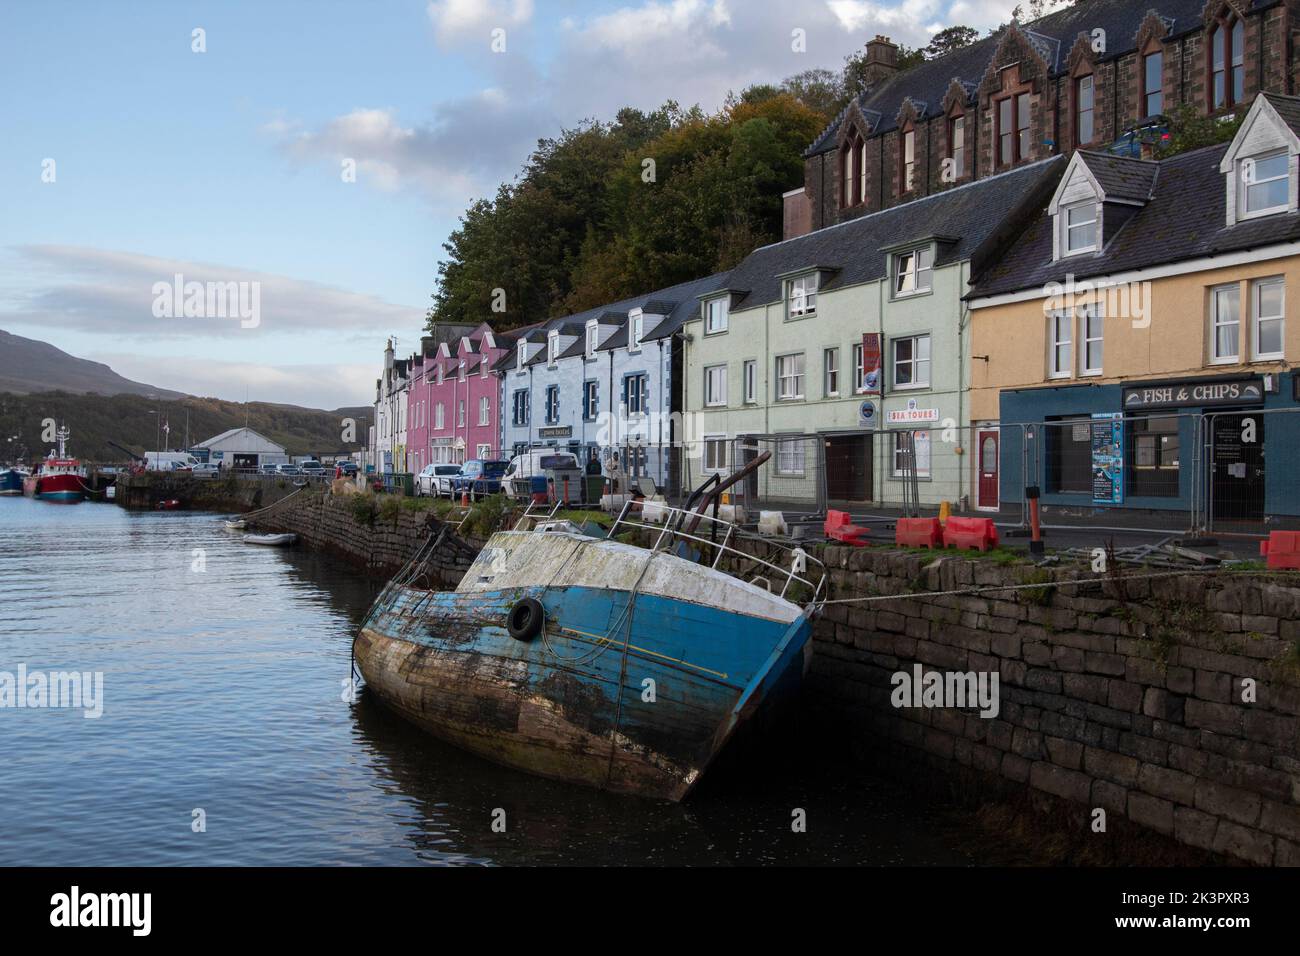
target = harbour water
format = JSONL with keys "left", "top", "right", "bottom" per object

{"left": 1, "top": 499, "right": 988, "bottom": 866}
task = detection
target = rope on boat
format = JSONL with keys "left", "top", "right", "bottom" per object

{"left": 812, "top": 565, "right": 1288, "bottom": 608}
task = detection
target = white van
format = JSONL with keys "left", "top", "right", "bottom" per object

{"left": 503, "top": 449, "right": 581, "bottom": 500}
{"left": 145, "top": 452, "right": 200, "bottom": 472}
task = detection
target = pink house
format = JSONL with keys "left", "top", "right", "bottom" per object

{"left": 405, "top": 323, "right": 510, "bottom": 471}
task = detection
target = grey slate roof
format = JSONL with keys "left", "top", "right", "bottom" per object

{"left": 1078, "top": 152, "right": 1159, "bottom": 203}
{"left": 807, "top": 0, "right": 1217, "bottom": 155}
{"left": 1264, "top": 91, "right": 1300, "bottom": 138}
{"left": 719, "top": 156, "right": 1065, "bottom": 312}
{"left": 968, "top": 141, "right": 1300, "bottom": 299}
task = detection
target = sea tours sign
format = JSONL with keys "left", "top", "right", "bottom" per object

{"left": 1122, "top": 378, "right": 1263, "bottom": 410}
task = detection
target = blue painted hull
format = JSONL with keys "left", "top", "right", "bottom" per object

{"left": 0, "top": 471, "right": 23, "bottom": 495}
{"left": 356, "top": 583, "right": 812, "bottom": 801}
{"left": 36, "top": 490, "right": 83, "bottom": 502}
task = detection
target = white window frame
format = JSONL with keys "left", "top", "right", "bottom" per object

{"left": 902, "top": 128, "right": 915, "bottom": 193}
{"left": 625, "top": 373, "right": 648, "bottom": 415}
{"left": 823, "top": 347, "right": 840, "bottom": 397}
{"left": 458, "top": 399, "right": 466, "bottom": 427}
{"left": 1063, "top": 201, "right": 1098, "bottom": 255}
{"left": 545, "top": 385, "right": 559, "bottom": 424}
{"left": 742, "top": 359, "right": 756, "bottom": 404}
{"left": 787, "top": 274, "right": 818, "bottom": 319}
{"left": 583, "top": 380, "right": 599, "bottom": 420}
{"left": 477, "top": 443, "right": 492, "bottom": 458}
{"left": 1080, "top": 306, "right": 1104, "bottom": 376}
{"left": 704, "top": 296, "right": 729, "bottom": 335}
{"left": 1048, "top": 311, "right": 1073, "bottom": 378}
{"left": 776, "top": 436, "right": 806, "bottom": 477}
{"left": 547, "top": 331, "right": 559, "bottom": 367}
{"left": 775, "top": 353, "right": 805, "bottom": 401}
{"left": 435, "top": 403, "right": 445, "bottom": 430}
{"left": 891, "top": 334, "right": 931, "bottom": 391}
{"left": 891, "top": 430, "right": 932, "bottom": 478}
{"left": 517, "top": 340, "right": 526, "bottom": 371}
{"left": 703, "top": 435, "right": 728, "bottom": 473}
{"left": 630, "top": 314, "right": 643, "bottom": 352}
{"left": 704, "top": 364, "right": 728, "bottom": 407}
{"left": 852, "top": 342, "right": 866, "bottom": 392}
{"left": 1210, "top": 283, "right": 1241, "bottom": 364}
{"left": 478, "top": 396, "right": 490, "bottom": 425}
{"left": 1252, "top": 277, "right": 1285, "bottom": 361}
{"left": 585, "top": 321, "right": 598, "bottom": 358}
{"left": 1240, "top": 151, "right": 1290, "bottom": 220}
{"left": 893, "top": 246, "right": 933, "bottom": 298}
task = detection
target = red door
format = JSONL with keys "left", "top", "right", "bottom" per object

{"left": 976, "top": 429, "right": 999, "bottom": 511}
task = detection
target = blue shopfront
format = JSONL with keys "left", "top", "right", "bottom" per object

{"left": 999, "top": 372, "right": 1300, "bottom": 523}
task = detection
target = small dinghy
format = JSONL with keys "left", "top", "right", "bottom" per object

{"left": 156, "top": 499, "right": 181, "bottom": 510}
{"left": 243, "top": 533, "right": 297, "bottom": 546}
{"left": 223, "top": 518, "right": 247, "bottom": 531}
{"left": 354, "top": 452, "right": 826, "bottom": 801}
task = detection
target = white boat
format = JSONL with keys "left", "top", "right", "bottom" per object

{"left": 243, "top": 533, "right": 297, "bottom": 546}
{"left": 223, "top": 519, "right": 247, "bottom": 531}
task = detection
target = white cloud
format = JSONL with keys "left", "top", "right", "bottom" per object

{"left": 427, "top": 0, "right": 535, "bottom": 45}
{"left": 2, "top": 245, "right": 423, "bottom": 340}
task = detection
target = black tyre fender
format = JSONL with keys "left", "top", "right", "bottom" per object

{"left": 506, "top": 597, "right": 545, "bottom": 642}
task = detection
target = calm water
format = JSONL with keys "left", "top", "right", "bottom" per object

{"left": 0, "top": 498, "right": 981, "bottom": 866}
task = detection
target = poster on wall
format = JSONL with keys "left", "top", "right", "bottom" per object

{"left": 860, "top": 333, "right": 882, "bottom": 395}
{"left": 1091, "top": 413, "right": 1124, "bottom": 505}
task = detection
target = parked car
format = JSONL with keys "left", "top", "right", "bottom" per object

{"left": 259, "top": 464, "right": 279, "bottom": 475}
{"left": 416, "top": 463, "right": 462, "bottom": 497}
{"left": 335, "top": 461, "right": 358, "bottom": 477}
{"left": 502, "top": 449, "right": 582, "bottom": 501}
{"left": 299, "top": 460, "right": 326, "bottom": 477}
{"left": 450, "top": 459, "right": 509, "bottom": 501}
{"left": 191, "top": 463, "right": 220, "bottom": 479}
{"left": 275, "top": 463, "right": 302, "bottom": 476}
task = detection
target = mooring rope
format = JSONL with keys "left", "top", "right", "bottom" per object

{"left": 813, "top": 564, "right": 1291, "bottom": 608}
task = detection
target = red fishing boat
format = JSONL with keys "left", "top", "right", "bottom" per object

{"left": 29, "top": 425, "right": 86, "bottom": 502}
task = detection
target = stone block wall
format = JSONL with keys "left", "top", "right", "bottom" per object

{"left": 778, "top": 544, "right": 1300, "bottom": 867}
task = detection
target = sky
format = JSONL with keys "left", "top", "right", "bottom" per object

{"left": 0, "top": 0, "right": 1024, "bottom": 410}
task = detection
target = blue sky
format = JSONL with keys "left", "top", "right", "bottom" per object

{"left": 0, "top": 0, "right": 1019, "bottom": 409}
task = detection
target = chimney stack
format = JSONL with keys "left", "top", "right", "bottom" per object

{"left": 865, "top": 35, "right": 899, "bottom": 72}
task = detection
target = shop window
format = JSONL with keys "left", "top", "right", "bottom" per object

{"left": 1129, "top": 415, "right": 1181, "bottom": 497}
{"left": 1046, "top": 417, "right": 1092, "bottom": 493}
{"left": 891, "top": 430, "right": 932, "bottom": 477}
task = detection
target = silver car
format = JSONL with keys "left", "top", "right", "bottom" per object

{"left": 417, "top": 463, "right": 462, "bottom": 497}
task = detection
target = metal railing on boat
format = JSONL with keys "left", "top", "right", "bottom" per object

{"left": 605, "top": 499, "right": 826, "bottom": 608}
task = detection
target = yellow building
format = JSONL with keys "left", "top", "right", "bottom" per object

{"left": 966, "top": 92, "right": 1300, "bottom": 528}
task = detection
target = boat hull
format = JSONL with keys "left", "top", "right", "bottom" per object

{"left": 356, "top": 581, "right": 811, "bottom": 802}
{"left": 0, "top": 471, "right": 24, "bottom": 495}
{"left": 34, "top": 473, "right": 84, "bottom": 502}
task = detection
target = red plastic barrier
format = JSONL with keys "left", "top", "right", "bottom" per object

{"left": 895, "top": 517, "right": 943, "bottom": 549}
{"left": 1261, "top": 531, "right": 1300, "bottom": 570}
{"left": 942, "top": 516, "right": 1000, "bottom": 552}
{"left": 825, "top": 509, "right": 870, "bottom": 547}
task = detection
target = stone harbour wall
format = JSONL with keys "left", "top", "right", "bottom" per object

{"left": 787, "top": 544, "right": 1300, "bottom": 867}
{"left": 246, "top": 490, "right": 480, "bottom": 582}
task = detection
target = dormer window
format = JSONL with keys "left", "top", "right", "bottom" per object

{"left": 900, "top": 125, "right": 915, "bottom": 194}
{"left": 547, "top": 330, "right": 559, "bottom": 367}
{"left": 517, "top": 340, "right": 526, "bottom": 370}
{"left": 1063, "top": 202, "right": 1099, "bottom": 255}
{"left": 893, "top": 247, "right": 933, "bottom": 297}
{"left": 585, "top": 320, "right": 598, "bottom": 358}
{"left": 458, "top": 360, "right": 466, "bottom": 381}
{"left": 947, "top": 113, "right": 965, "bottom": 180}
{"left": 1241, "top": 151, "right": 1289, "bottom": 218}
{"left": 787, "top": 274, "right": 818, "bottom": 318}
{"left": 630, "top": 314, "right": 643, "bottom": 351}
{"left": 1143, "top": 49, "right": 1163, "bottom": 117}
{"left": 704, "top": 296, "right": 729, "bottom": 334}
{"left": 1210, "top": 18, "right": 1245, "bottom": 111}
{"left": 1074, "top": 75, "right": 1095, "bottom": 146}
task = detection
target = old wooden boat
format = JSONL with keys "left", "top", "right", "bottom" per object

{"left": 354, "top": 493, "right": 826, "bottom": 802}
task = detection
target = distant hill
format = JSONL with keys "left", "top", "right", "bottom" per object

{"left": 0, "top": 392, "right": 372, "bottom": 463}
{"left": 0, "top": 329, "right": 185, "bottom": 399}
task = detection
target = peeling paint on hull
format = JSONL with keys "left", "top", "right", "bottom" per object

{"left": 355, "top": 535, "right": 812, "bottom": 801}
